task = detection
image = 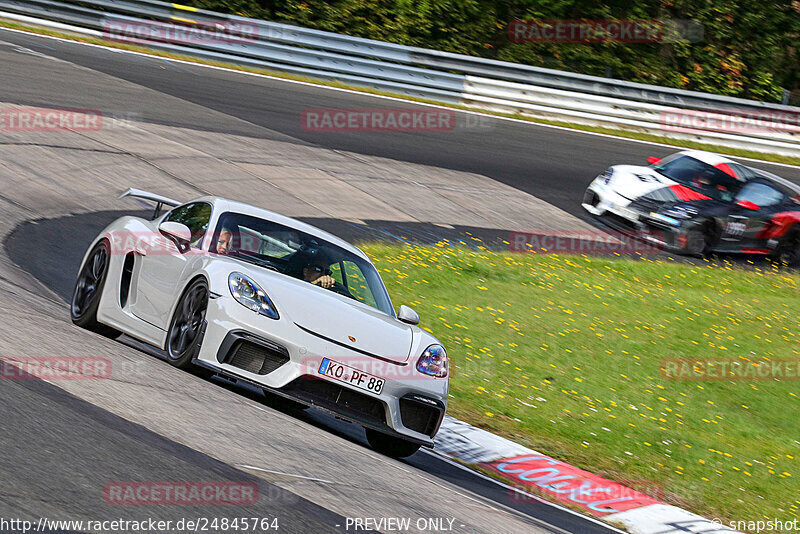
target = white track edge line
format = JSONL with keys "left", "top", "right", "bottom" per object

{"left": 236, "top": 464, "right": 334, "bottom": 484}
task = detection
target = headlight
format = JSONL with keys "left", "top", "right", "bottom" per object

{"left": 417, "top": 344, "right": 448, "bottom": 378}
{"left": 228, "top": 272, "right": 279, "bottom": 320}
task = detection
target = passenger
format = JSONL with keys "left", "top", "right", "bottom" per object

{"left": 216, "top": 227, "right": 233, "bottom": 255}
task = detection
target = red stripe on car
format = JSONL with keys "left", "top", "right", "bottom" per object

{"left": 755, "top": 211, "right": 800, "bottom": 239}
{"left": 669, "top": 185, "right": 711, "bottom": 201}
{"left": 714, "top": 162, "right": 736, "bottom": 177}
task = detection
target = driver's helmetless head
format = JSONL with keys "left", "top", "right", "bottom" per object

{"left": 217, "top": 228, "right": 232, "bottom": 255}
{"left": 302, "top": 263, "right": 329, "bottom": 282}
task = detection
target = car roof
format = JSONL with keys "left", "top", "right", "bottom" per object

{"left": 670, "top": 150, "right": 800, "bottom": 196}
{"left": 677, "top": 150, "right": 737, "bottom": 167}
{"left": 193, "top": 196, "right": 370, "bottom": 261}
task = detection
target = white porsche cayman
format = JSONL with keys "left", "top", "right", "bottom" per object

{"left": 71, "top": 189, "right": 448, "bottom": 457}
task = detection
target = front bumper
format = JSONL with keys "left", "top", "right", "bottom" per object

{"left": 582, "top": 178, "right": 640, "bottom": 225}
{"left": 194, "top": 295, "right": 447, "bottom": 447}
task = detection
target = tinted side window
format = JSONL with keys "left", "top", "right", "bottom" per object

{"left": 343, "top": 261, "right": 377, "bottom": 308}
{"left": 736, "top": 183, "right": 784, "bottom": 207}
{"left": 165, "top": 202, "right": 212, "bottom": 247}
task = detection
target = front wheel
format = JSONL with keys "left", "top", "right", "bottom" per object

{"left": 686, "top": 223, "right": 715, "bottom": 258}
{"left": 365, "top": 428, "right": 421, "bottom": 458}
{"left": 71, "top": 240, "right": 121, "bottom": 338}
{"left": 166, "top": 279, "right": 209, "bottom": 369}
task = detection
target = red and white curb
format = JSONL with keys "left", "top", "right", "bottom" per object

{"left": 434, "top": 416, "right": 740, "bottom": 533}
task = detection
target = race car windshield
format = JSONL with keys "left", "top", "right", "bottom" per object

{"left": 651, "top": 156, "right": 743, "bottom": 201}
{"left": 211, "top": 212, "right": 394, "bottom": 316}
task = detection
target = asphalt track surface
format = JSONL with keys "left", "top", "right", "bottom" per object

{"left": 0, "top": 29, "right": 798, "bottom": 220}
{"left": 1, "top": 26, "right": 797, "bottom": 534}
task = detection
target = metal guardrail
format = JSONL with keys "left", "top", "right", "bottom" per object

{"left": 1, "top": 0, "right": 798, "bottom": 155}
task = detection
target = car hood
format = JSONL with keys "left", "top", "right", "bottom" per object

{"left": 607, "top": 165, "right": 675, "bottom": 201}
{"left": 250, "top": 270, "right": 413, "bottom": 363}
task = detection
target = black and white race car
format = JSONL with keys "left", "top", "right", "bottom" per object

{"left": 627, "top": 170, "right": 800, "bottom": 264}
{"left": 582, "top": 150, "right": 750, "bottom": 225}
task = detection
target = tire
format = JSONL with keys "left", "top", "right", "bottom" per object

{"left": 71, "top": 240, "right": 121, "bottom": 339}
{"left": 365, "top": 428, "right": 421, "bottom": 458}
{"left": 686, "top": 223, "right": 715, "bottom": 258}
{"left": 165, "top": 279, "right": 209, "bottom": 370}
{"left": 774, "top": 231, "right": 800, "bottom": 267}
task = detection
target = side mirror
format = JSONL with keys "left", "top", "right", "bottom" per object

{"left": 736, "top": 200, "right": 760, "bottom": 211}
{"left": 158, "top": 221, "right": 192, "bottom": 252}
{"left": 397, "top": 305, "right": 420, "bottom": 325}
{"left": 647, "top": 156, "right": 662, "bottom": 165}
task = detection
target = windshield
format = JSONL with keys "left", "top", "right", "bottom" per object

{"left": 651, "top": 155, "right": 743, "bottom": 202}
{"left": 211, "top": 212, "right": 394, "bottom": 316}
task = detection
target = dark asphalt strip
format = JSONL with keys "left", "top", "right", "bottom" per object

{"left": 0, "top": 364, "right": 364, "bottom": 533}
{"left": 1, "top": 29, "right": 797, "bottom": 219}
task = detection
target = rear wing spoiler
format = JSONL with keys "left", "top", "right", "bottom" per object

{"left": 118, "top": 188, "right": 182, "bottom": 218}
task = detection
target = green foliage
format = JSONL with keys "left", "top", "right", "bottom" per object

{"left": 184, "top": 0, "right": 799, "bottom": 102}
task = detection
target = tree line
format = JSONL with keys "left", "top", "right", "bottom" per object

{"left": 187, "top": 0, "right": 799, "bottom": 104}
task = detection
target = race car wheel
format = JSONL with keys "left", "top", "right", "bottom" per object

{"left": 775, "top": 232, "right": 800, "bottom": 267}
{"left": 365, "top": 428, "right": 421, "bottom": 458}
{"left": 686, "top": 223, "right": 715, "bottom": 258}
{"left": 166, "top": 279, "right": 209, "bottom": 369}
{"left": 71, "top": 240, "right": 121, "bottom": 339}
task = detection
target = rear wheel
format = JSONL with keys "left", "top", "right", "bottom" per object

{"left": 71, "top": 240, "right": 121, "bottom": 339}
{"left": 365, "top": 428, "right": 421, "bottom": 458}
{"left": 774, "top": 231, "right": 800, "bottom": 267}
{"left": 166, "top": 279, "right": 209, "bottom": 369}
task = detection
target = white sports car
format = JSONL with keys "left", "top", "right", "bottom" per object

{"left": 71, "top": 189, "right": 448, "bottom": 457}
{"left": 582, "top": 149, "right": 751, "bottom": 227}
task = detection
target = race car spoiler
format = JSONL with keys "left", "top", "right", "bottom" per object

{"left": 118, "top": 188, "right": 181, "bottom": 218}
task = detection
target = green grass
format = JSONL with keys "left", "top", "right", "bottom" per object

{"left": 363, "top": 243, "right": 800, "bottom": 523}
{"left": 1, "top": 18, "right": 799, "bottom": 168}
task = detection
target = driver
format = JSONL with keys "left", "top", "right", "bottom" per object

{"left": 216, "top": 227, "right": 233, "bottom": 255}
{"left": 303, "top": 262, "right": 336, "bottom": 288}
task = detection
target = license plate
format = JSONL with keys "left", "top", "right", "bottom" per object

{"left": 318, "top": 358, "right": 385, "bottom": 395}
